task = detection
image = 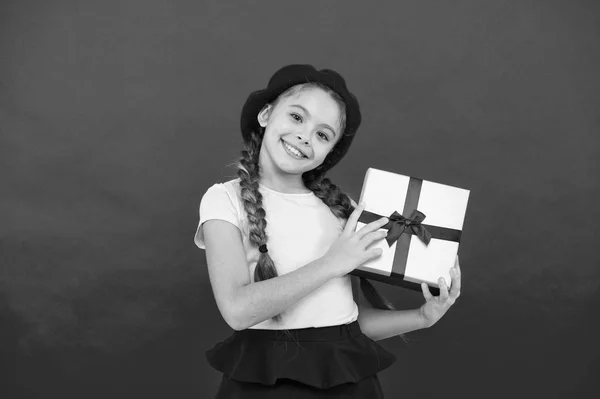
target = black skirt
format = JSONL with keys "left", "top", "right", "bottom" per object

{"left": 206, "top": 320, "right": 396, "bottom": 398}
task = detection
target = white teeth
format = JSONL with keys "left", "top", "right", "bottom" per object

{"left": 283, "top": 141, "right": 306, "bottom": 158}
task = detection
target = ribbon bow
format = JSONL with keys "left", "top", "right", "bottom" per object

{"left": 384, "top": 209, "right": 432, "bottom": 246}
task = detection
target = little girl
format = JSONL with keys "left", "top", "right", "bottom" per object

{"left": 194, "top": 64, "right": 462, "bottom": 398}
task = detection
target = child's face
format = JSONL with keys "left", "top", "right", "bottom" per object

{"left": 257, "top": 86, "right": 343, "bottom": 178}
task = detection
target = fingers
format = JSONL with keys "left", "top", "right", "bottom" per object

{"left": 357, "top": 216, "right": 389, "bottom": 240}
{"left": 345, "top": 202, "right": 389, "bottom": 239}
{"left": 370, "top": 247, "right": 384, "bottom": 260}
{"left": 449, "top": 264, "right": 461, "bottom": 299}
{"left": 438, "top": 277, "right": 449, "bottom": 301}
{"left": 344, "top": 201, "right": 366, "bottom": 234}
{"left": 421, "top": 283, "right": 433, "bottom": 301}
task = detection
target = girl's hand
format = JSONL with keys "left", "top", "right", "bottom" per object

{"left": 324, "top": 202, "right": 389, "bottom": 278}
{"left": 419, "top": 256, "right": 462, "bottom": 328}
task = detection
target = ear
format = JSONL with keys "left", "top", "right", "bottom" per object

{"left": 257, "top": 104, "right": 272, "bottom": 128}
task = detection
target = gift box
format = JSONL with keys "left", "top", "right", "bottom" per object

{"left": 349, "top": 168, "right": 470, "bottom": 295}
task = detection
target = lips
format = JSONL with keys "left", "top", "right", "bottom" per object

{"left": 281, "top": 139, "right": 309, "bottom": 159}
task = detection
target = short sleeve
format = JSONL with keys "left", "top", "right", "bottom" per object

{"left": 194, "top": 183, "right": 241, "bottom": 249}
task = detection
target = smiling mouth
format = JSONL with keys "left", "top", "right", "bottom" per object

{"left": 281, "top": 139, "right": 308, "bottom": 159}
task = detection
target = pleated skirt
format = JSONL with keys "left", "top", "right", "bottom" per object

{"left": 206, "top": 320, "right": 396, "bottom": 398}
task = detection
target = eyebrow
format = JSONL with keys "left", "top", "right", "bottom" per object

{"left": 290, "top": 104, "right": 337, "bottom": 137}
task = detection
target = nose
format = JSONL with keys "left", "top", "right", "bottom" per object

{"left": 296, "top": 134, "right": 309, "bottom": 146}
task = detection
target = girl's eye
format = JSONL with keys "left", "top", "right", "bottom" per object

{"left": 318, "top": 132, "right": 329, "bottom": 141}
{"left": 290, "top": 113, "right": 329, "bottom": 141}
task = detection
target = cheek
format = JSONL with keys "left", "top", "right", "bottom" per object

{"left": 275, "top": 118, "right": 294, "bottom": 132}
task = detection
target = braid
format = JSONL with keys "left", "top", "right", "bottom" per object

{"left": 234, "top": 128, "right": 284, "bottom": 323}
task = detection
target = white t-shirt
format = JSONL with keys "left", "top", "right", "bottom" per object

{"left": 194, "top": 178, "right": 359, "bottom": 330}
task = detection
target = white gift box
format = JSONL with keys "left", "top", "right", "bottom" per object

{"left": 350, "top": 168, "right": 470, "bottom": 294}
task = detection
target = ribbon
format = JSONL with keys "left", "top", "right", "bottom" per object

{"left": 383, "top": 209, "right": 432, "bottom": 246}
{"left": 358, "top": 208, "right": 433, "bottom": 245}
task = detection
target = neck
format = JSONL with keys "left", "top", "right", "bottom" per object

{"left": 259, "top": 178, "right": 311, "bottom": 194}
